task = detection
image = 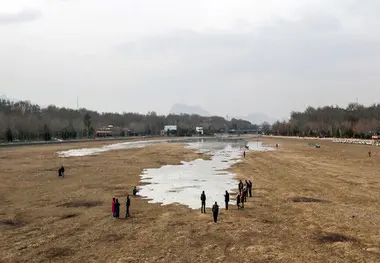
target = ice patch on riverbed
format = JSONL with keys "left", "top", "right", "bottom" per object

{"left": 138, "top": 141, "right": 273, "bottom": 210}
{"left": 56, "top": 138, "right": 202, "bottom": 157}
{"left": 57, "top": 140, "right": 160, "bottom": 157}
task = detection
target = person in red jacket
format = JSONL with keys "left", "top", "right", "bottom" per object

{"left": 112, "top": 198, "right": 115, "bottom": 217}
{"left": 240, "top": 190, "right": 245, "bottom": 208}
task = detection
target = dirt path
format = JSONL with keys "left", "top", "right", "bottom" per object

{"left": 1, "top": 138, "right": 379, "bottom": 262}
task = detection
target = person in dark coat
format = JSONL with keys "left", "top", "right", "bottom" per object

{"left": 58, "top": 166, "right": 65, "bottom": 178}
{"left": 224, "top": 190, "right": 230, "bottom": 210}
{"left": 115, "top": 199, "right": 120, "bottom": 218}
{"left": 236, "top": 193, "right": 241, "bottom": 209}
{"left": 243, "top": 151, "right": 246, "bottom": 158}
{"left": 248, "top": 180, "right": 253, "bottom": 197}
{"left": 238, "top": 180, "right": 243, "bottom": 192}
{"left": 201, "top": 191, "right": 206, "bottom": 213}
{"left": 112, "top": 198, "right": 116, "bottom": 217}
{"left": 212, "top": 202, "right": 219, "bottom": 223}
{"left": 126, "top": 195, "right": 131, "bottom": 218}
{"left": 133, "top": 186, "right": 138, "bottom": 196}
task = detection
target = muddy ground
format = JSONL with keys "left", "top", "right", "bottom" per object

{"left": 0, "top": 138, "right": 379, "bottom": 262}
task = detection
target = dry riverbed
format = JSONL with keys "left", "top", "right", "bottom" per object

{"left": 1, "top": 137, "right": 379, "bottom": 262}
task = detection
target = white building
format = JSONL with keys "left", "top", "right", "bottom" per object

{"left": 196, "top": 126, "right": 203, "bottom": 135}
{"left": 164, "top": 125, "right": 177, "bottom": 132}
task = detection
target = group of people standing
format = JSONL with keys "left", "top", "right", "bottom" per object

{"left": 236, "top": 180, "right": 253, "bottom": 209}
{"left": 112, "top": 195, "right": 131, "bottom": 218}
{"left": 200, "top": 179, "right": 253, "bottom": 223}
{"left": 111, "top": 186, "right": 140, "bottom": 218}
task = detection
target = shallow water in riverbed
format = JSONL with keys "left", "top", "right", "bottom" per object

{"left": 138, "top": 140, "right": 274, "bottom": 209}
{"left": 56, "top": 137, "right": 274, "bottom": 209}
{"left": 56, "top": 136, "right": 260, "bottom": 157}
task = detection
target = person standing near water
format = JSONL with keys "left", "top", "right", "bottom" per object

{"left": 201, "top": 191, "right": 206, "bottom": 213}
{"left": 248, "top": 180, "right": 253, "bottom": 197}
{"left": 212, "top": 202, "right": 219, "bottom": 223}
{"left": 236, "top": 193, "right": 241, "bottom": 209}
{"left": 244, "top": 180, "right": 249, "bottom": 201}
{"left": 224, "top": 190, "right": 230, "bottom": 210}
{"left": 112, "top": 198, "right": 116, "bottom": 217}
{"left": 115, "top": 199, "right": 120, "bottom": 218}
{"left": 243, "top": 151, "right": 246, "bottom": 158}
{"left": 240, "top": 190, "right": 245, "bottom": 208}
{"left": 125, "top": 195, "right": 131, "bottom": 218}
{"left": 133, "top": 186, "right": 138, "bottom": 196}
{"left": 238, "top": 180, "right": 243, "bottom": 192}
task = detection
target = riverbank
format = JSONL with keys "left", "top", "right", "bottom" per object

{"left": 1, "top": 137, "right": 379, "bottom": 262}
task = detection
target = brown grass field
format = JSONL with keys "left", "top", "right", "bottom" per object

{"left": 1, "top": 137, "right": 380, "bottom": 263}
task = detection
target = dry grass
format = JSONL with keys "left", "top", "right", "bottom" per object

{"left": 1, "top": 138, "right": 380, "bottom": 262}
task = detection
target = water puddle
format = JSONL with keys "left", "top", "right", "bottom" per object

{"left": 138, "top": 141, "right": 274, "bottom": 209}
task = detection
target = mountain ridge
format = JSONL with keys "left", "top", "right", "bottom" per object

{"left": 169, "top": 103, "right": 276, "bottom": 124}
{"left": 169, "top": 103, "right": 211, "bottom": 116}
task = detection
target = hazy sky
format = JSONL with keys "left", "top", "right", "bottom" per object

{"left": 1, "top": 0, "right": 379, "bottom": 119}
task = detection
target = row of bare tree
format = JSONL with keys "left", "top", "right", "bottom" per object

{"left": 265, "top": 103, "right": 380, "bottom": 138}
{"left": 0, "top": 99, "right": 256, "bottom": 142}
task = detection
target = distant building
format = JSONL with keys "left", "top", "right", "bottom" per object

{"left": 164, "top": 125, "right": 177, "bottom": 132}
{"left": 196, "top": 126, "right": 203, "bottom": 135}
{"left": 95, "top": 124, "right": 122, "bottom": 137}
{"left": 162, "top": 125, "right": 177, "bottom": 136}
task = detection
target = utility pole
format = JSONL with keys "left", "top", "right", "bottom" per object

{"left": 77, "top": 96, "right": 79, "bottom": 110}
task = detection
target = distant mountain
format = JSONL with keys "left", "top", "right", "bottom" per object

{"left": 169, "top": 104, "right": 211, "bottom": 116}
{"left": 232, "top": 113, "right": 277, "bottom": 125}
{"left": 169, "top": 104, "right": 279, "bottom": 124}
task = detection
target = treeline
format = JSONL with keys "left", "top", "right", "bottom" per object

{"left": 0, "top": 99, "right": 256, "bottom": 142}
{"left": 265, "top": 103, "right": 380, "bottom": 138}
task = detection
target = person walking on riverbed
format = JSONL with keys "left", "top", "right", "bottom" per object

{"left": 201, "top": 191, "right": 206, "bottom": 213}
{"left": 238, "top": 180, "right": 243, "bottom": 192}
{"left": 248, "top": 180, "right": 253, "bottom": 197}
{"left": 125, "top": 195, "right": 131, "bottom": 218}
{"left": 112, "top": 198, "right": 116, "bottom": 217}
{"left": 224, "top": 190, "right": 230, "bottom": 210}
{"left": 115, "top": 199, "right": 120, "bottom": 218}
{"left": 58, "top": 165, "right": 65, "bottom": 178}
{"left": 240, "top": 190, "right": 245, "bottom": 208}
{"left": 212, "top": 202, "right": 219, "bottom": 223}
{"left": 244, "top": 180, "right": 249, "bottom": 201}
